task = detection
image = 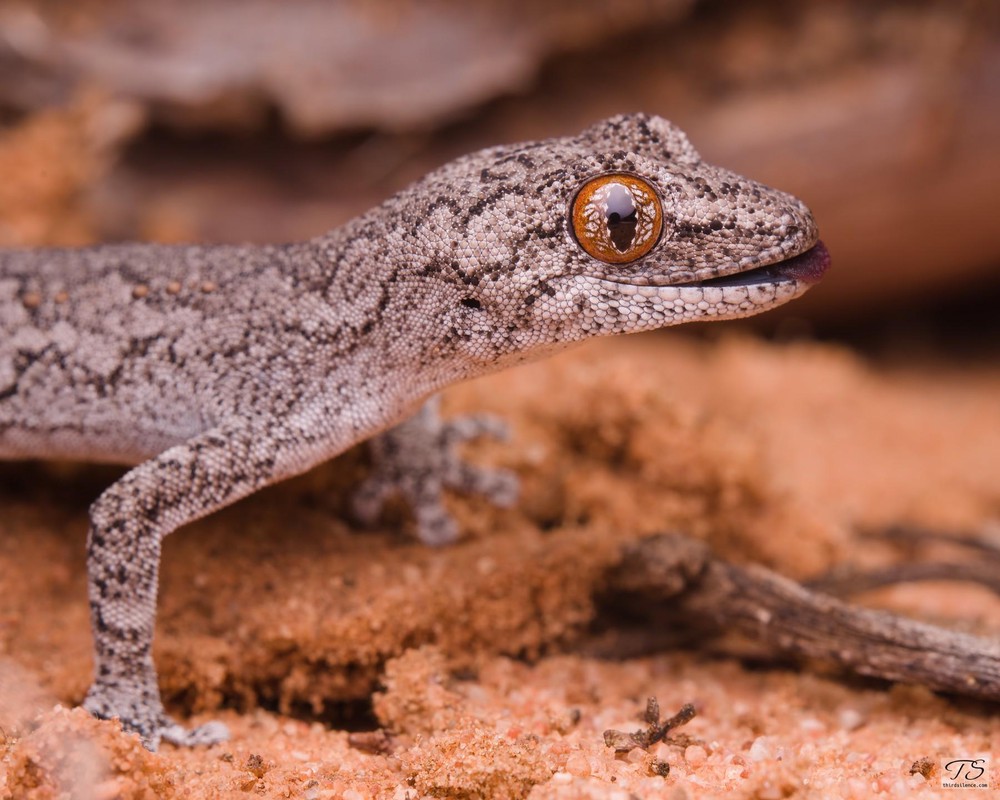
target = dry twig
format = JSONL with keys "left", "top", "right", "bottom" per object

{"left": 604, "top": 533, "right": 1000, "bottom": 701}
{"left": 863, "top": 523, "right": 1000, "bottom": 557}
{"left": 806, "top": 561, "right": 1000, "bottom": 598}
{"left": 603, "top": 697, "right": 696, "bottom": 753}
{"left": 807, "top": 523, "right": 1000, "bottom": 597}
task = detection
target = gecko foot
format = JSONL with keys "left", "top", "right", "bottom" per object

{"left": 84, "top": 680, "right": 229, "bottom": 751}
{"left": 353, "top": 397, "right": 519, "bottom": 546}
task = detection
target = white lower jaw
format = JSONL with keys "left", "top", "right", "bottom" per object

{"left": 540, "top": 275, "right": 809, "bottom": 336}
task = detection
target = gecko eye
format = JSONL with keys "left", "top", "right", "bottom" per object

{"left": 571, "top": 174, "right": 663, "bottom": 264}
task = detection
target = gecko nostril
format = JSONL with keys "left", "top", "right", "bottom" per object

{"left": 460, "top": 297, "right": 482, "bottom": 310}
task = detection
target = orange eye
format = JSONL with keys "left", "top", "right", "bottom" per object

{"left": 571, "top": 174, "right": 662, "bottom": 264}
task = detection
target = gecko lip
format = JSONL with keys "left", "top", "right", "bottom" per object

{"left": 692, "top": 240, "right": 831, "bottom": 288}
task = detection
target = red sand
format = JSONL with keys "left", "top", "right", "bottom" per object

{"left": 2, "top": 334, "right": 999, "bottom": 798}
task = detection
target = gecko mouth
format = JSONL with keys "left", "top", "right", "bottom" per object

{"left": 691, "top": 241, "right": 831, "bottom": 288}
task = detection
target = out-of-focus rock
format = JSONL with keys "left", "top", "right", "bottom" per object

{"left": 0, "top": 0, "right": 693, "bottom": 134}
{"left": 0, "top": 91, "right": 142, "bottom": 246}
{"left": 0, "top": 0, "right": 997, "bottom": 323}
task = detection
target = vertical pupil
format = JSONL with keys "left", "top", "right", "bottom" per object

{"left": 605, "top": 183, "right": 638, "bottom": 253}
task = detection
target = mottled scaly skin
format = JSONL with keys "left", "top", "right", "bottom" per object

{"left": 0, "top": 114, "right": 824, "bottom": 748}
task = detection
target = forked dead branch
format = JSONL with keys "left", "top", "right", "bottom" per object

{"left": 604, "top": 533, "right": 1000, "bottom": 701}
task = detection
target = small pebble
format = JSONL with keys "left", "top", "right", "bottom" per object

{"left": 684, "top": 745, "right": 708, "bottom": 766}
{"left": 670, "top": 785, "right": 691, "bottom": 800}
{"left": 21, "top": 291, "right": 42, "bottom": 309}
{"left": 748, "top": 736, "right": 773, "bottom": 762}
{"left": 565, "top": 752, "right": 591, "bottom": 777}
{"left": 838, "top": 708, "right": 864, "bottom": 730}
{"left": 799, "top": 717, "right": 825, "bottom": 734}
{"left": 92, "top": 778, "right": 122, "bottom": 800}
{"left": 132, "top": 285, "right": 149, "bottom": 299}
{"left": 166, "top": 280, "right": 182, "bottom": 294}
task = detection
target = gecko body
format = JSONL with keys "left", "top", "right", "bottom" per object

{"left": 0, "top": 114, "right": 829, "bottom": 748}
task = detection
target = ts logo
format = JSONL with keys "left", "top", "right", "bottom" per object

{"left": 943, "top": 759, "right": 987, "bottom": 782}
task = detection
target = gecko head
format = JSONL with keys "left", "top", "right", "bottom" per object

{"left": 407, "top": 113, "right": 828, "bottom": 367}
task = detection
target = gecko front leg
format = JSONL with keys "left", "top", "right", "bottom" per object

{"left": 352, "top": 397, "right": 519, "bottom": 546}
{"left": 83, "top": 422, "right": 282, "bottom": 749}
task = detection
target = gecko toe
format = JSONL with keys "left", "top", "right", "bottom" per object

{"left": 441, "top": 413, "right": 510, "bottom": 445}
{"left": 445, "top": 463, "right": 519, "bottom": 508}
{"left": 351, "top": 475, "right": 393, "bottom": 525}
{"left": 160, "top": 719, "right": 230, "bottom": 748}
{"left": 414, "top": 502, "right": 461, "bottom": 547}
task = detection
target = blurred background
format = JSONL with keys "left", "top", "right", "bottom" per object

{"left": 0, "top": 0, "right": 997, "bottom": 353}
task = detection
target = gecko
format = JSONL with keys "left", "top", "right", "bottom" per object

{"left": 0, "top": 113, "right": 830, "bottom": 749}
